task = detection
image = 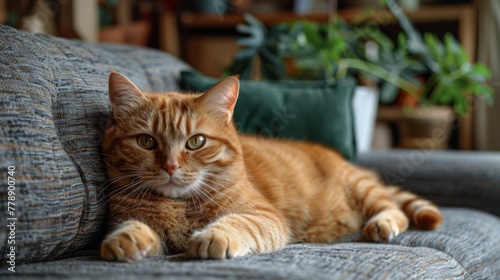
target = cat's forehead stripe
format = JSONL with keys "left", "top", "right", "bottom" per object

{"left": 151, "top": 110, "right": 160, "bottom": 134}
{"left": 175, "top": 112, "right": 183, "bottom": 132}
{"left": 158, "top": 97, "right": 167, "bottom": 110}
{"left": 185, "top": 115, "right": 192, "bottom": 136}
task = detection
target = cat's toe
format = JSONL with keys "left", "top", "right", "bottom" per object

{"left": 100, "top": 221, "right": 160, "bottom": 262}
{"left": 363, "top": 218, "right": 397, "bottom": 242}
{"left": 189, "top": 229, "right": 247, "bottom": 259}
{"left": 363, "top": 210, "right": 408, "bottom": 242}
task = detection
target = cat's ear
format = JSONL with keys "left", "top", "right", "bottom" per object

{"left": 198, "top": 76, "right": 239, "bottom": 124}
{"left": 108, "top": 72, "right": 145, "bottom": 114}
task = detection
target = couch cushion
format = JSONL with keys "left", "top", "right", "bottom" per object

{"left": 0, "top": 25, "right": 189, "bottom": 263}
{"left": 180, "top": 70, "right": 357, "bottom": 161}
{"left": 3, "top": 246, "right": 468, "bottom": 280}
{"left": 8, "top": 208, "right": 500, "bottom": 279}
{"left": 357, "top": 150, "right": 500, "bottom": 216}
{"left": 390, "top": 207, "right": 500, "bottom": 279}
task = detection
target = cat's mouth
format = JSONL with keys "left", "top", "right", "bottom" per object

{"left": 165, "top": 173, "right": 188, "bottom": 189}
{"left": 149, "top": 173, "right": 202, "bottom": 199}
{"left": 166, "top": 176, "right": 176, "bottom": 185}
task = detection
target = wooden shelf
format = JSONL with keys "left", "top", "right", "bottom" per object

{"left": 377, "top": 106, "right": 408, "bottom": 122}
{"left": 181, "top": 11, "right": 330, "bottom": 29}
{"left": 181, "top": 4, "right": 475, "bottom": 27}
{"left": 180, "top": 4, "right": 476, "bottom": 60}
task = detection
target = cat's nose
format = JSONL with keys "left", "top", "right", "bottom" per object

{"left": 164, "top": 164, "right": 179, "bottom": 176}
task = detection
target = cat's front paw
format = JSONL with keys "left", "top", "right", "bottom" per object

{"left": 189, "top": 228, "right": 249, "bottom": 259}
{"left": 363, "top": 210, "right": 409, "bottom": 242}
{"left": 101, "top": 220, "right": 161, "bottom": 262}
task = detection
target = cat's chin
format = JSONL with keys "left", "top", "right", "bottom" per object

{"left": 152, "top": 180, "right": 201, "bottom": 199}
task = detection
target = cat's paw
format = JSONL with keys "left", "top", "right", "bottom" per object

{"left": 101, "top": 220, "right": 161, "bottom": 262}
{"left": 363, "top": 210, "right": 409, "bottom": 242}
{"left": 189, "top": 228, "right": 249, "bottom": 259}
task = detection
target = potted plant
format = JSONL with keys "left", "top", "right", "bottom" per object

{"left": 227, "top": 0, "right": 493, "bottom": 150}
{"left": 226, "top": 14, "right": 421, "bottom": 152}
{"left": 226, "top": 13, "right": 420, "bottom": 90}
{"left": 383, "top": 0, "right": 493, "bottom": 148}
{"left": 228, "top": 15, "right": 391, "bottom": 153}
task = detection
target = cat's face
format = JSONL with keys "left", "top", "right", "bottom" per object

{"left": 102, "top": 72, "right": 241, "bottom": 199}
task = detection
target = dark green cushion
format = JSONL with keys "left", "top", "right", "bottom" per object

{"left": 180, "top": 71, "right": 357, "bottom": 160}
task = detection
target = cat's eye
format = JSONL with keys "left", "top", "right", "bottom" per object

{"left": 186, "top": 134, "right": 206, "bottom": 150}
{"left": 137, "top": 134, "right": 157, "bottom": 150}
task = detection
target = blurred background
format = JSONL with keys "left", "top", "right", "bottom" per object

{"left": 0, "top": 0, "right": 498, "bottom": 152}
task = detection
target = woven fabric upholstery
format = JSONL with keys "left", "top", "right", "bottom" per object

{"left": 357, "top": 150, "right": 500, "bottom": 216}
{"left": 3, "top": 208, "right": 500, "bottom": 279}
{"left": 0, "top": 25, "right": 189, "bottom": 263}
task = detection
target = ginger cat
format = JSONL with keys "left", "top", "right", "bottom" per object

{"left": 100, "top": 72, "right": 442, "bottom": 262}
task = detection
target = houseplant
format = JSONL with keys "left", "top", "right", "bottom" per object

{"left": 226, "top": 15, "right": 387, "bottom": 153}
{"left": 226, "top": 13, "right": 422, "bottom": 92}
{"left": 384, "top": 0, "right": 493, "bottom": 148}
{"left": 227, "top": 0, "right": 493, "bottom": 149}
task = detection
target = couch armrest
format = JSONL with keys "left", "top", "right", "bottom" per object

{"left": 356, "top": 150, "right": 500, "bottom": 216}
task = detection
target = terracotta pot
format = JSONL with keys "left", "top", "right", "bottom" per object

{"left": 99, "top": 25, "right": 126, "bottom": 43}
{"left": 398, "top": 106, "right": 455, "bottom": 149}
{"left": 99, "top": 21, "right": 152, "bottom": 46}
{"left": 126, "top": 20, "right": 152, "bottom": 46}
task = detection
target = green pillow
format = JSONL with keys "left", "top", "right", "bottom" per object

{"left": 180, "top": 70, "right": 357, "bottom": 161}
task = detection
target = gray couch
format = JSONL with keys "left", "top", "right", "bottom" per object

{"left": 0, "top": 25, "right": 499, "bottom": 280}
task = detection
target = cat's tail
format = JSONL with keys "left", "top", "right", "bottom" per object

{"left": 386, "top": 186, "right": 443, "bottom": 230}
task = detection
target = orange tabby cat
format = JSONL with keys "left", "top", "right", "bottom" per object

{"left": 100, "top": 72, "right": 442, "bottom": 262}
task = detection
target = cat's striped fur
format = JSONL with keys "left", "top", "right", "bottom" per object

{"left": 100, "top": 72, "right": 442, "bottom": 262}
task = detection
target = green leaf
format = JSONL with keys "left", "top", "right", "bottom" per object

{"left": 471, "top": 83, "right": 494, "bottom": 101}
{"left": 424, "top": 33, "right": 443, "bottom": 72}
{"left": 386, "top": 0, "right": 437, "bottom": 71}
{"left": 444, "top": 33, "right": 468, "bottom": 66}
{"left": 259, "top": 47, "right": 286, "bottom": 80}
{"left": 233, "top": 48, "right": 258, "bottom": 60}
{"left": 472, "top": 64, "right": 492, "bottom": 78}
{"left": 397, "top": 32, "right": 408, "bottom": 55}
{"left": 453, "top": 97, "right": 469, "bottom": 117}
{"left": 380, "top": 82, "right": 400, "bottom": 104}
{"left": 302, "top": 22, "right": 322, "bottom": 49}
{"left": 227, "top": 56, "right": 254, "bottom": 80}
{"left": 444, "top": 34, "right": 458, "bottom": 72}
{"left": 424, "top": 33, "right": 443, "bottom": 68}
{"left": 235, "top": 14, "right": 266, "bottom": 48}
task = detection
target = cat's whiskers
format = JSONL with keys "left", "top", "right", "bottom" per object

{"left": 113, "top": 186, "right": 151, "bottom": 211}
{"left": 107, "top": 179, "right": 150, "bottom": 211}
{"left": 102, "top": 173, "right": 141, "bottom": 188}
{"left": 97, "top": 173, "right": 144, "bottom": 204}
{"left": 97, "top": 152, "right": 115, "bottom": 158}
{"left": 109, "top": 182, "right": 140, "bottom": 209}
{"left": 188, "top": 178, "right": 220, "bottom": 205}
{"left": 198, "top": 179, "right": 234, "bottom": 206}
{"left": 197, "top": 185, "right": 232, "bottom": 217}
{"left": 188, "top": 187, "right": 214, "bottom": 219}
{"left": 134, "top": 181, "right": 155, "bottom": 209}
{"left": 179, "top": 173, "right": 233, "bottom": 216}
{"left": 195, "top": 173, "right": 235, "bottom": 199}
{"left": 187, "top": 178, "right": 208, "bottom": 211}
{"left": 201, "top": 173, "right": 260, "bottom": 214}
{"left": 187, "top": 188, "right": 203, "bottom": 211}
{"left": 196, "top": 179, "right": 242, "bottom": 216}
{"left": 200, "top": 174, "right": 271, "bottom": 221}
